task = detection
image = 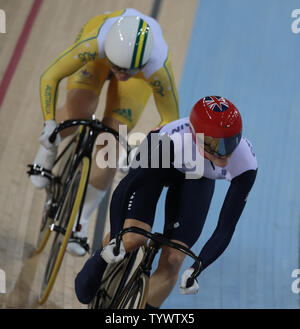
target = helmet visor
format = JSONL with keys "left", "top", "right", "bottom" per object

{"left": 197, "top": 131, "right": 242, "bottom": 157}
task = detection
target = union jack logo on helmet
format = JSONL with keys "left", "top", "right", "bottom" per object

{"left": 204, "top": 96, "right": 229, "bottom": 112}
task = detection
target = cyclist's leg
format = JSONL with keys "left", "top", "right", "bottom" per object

{"left": 147, "top": 240, "right": 189, "bottom": 307}
{"left": 145, "top": 178, "right": 189, "bottom": 307}
{"left": 109, "top": 166, "right": 165, "bottom": 251}
{"left": 55, "top": 89, "right": 98, "bottom": 137}
{"left": 56, "top": 60, "right": 108, "bottom": 136}
{"left": 89, "top": 74, "right": 152, "bottom": 190}
{"left": 59, "top": 62, "right": 111, "bottom": 255}
{"left": 31, "top": 60, "right": 107, "bottom": 190}
{"left": 147, "top": 175, "right": 215, "bottom": 308}
{"left": 74, "top": 165, "right": 165, "bottom": 304}
{"left": 71, "top": 75, "right": 152, "bottom": 254}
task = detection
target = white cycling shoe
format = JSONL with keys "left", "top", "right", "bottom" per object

{"left": 66, "top": 233, "right": 90, "bottom": 257}
{"left": 66, "top": 217, "right": 90, "bottom": 257}
{"left": 66, "top": 184, "right": 106, "bottom": 257}
{"left": 30, "top": 145, "right": 57, "bottom": 189}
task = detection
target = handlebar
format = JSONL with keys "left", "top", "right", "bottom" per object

{"left": 48, "top": 119, "right": 132, "bottom": 155}
{"left": 113, "top": 226, "right": 202, "bottom": 285}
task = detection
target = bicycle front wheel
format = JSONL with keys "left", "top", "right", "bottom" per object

{"left": 89, "top": 248, "right": 140, "bottom": 309}
{"left": 39, "top": 156, "right": 90, "bottom": 305}
{"left": 114, "top": 272, "right": 149, "bottom": 309}
{"left": 35, "top": 194, "right": 59, "bottom": 255}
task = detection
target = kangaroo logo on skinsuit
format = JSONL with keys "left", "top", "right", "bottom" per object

{"left": 151, "top": 80, "right": 165, "bottom": 97}
{"left": 78, "top": 51, "right": 97, "bottom": 63}
{"left": 0, "top": 9, "right": 6, "bottom": 33}
{"left": 204, "top": 96, "right": 228, "bottom": 112}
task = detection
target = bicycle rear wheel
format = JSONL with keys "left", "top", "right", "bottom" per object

{"left": 89, "top": 248, "right": 140, "bottom": 309}
{"left": 114, "top": 271, "right": 149, "bottom": 309}
{"left": 35, "top": 135, "right": 79, "bottom": 254}
{"left": 39, "top": 156, "right": 90, "bottom": 305}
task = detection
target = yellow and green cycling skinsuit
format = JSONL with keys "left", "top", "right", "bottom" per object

{"left": 40, "top": 9, "right": 179, "bottom": 130}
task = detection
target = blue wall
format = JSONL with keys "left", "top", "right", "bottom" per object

{"left": 153, "top": 0, "right": 300, "bottom": 308}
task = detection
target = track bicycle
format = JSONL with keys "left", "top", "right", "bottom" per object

{"left": 27, "top": 117, "right": 130, "bottom": 305}
{"left": 89, "top": 226, "right": 202, "bottom": 309}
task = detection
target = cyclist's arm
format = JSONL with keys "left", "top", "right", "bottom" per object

{"left": 147, "top": 53, "right": 180, "bottom": 129}
{"left": 40, "top": 33, "right": 100, "bottom": 121}
{"left": 192, "top": 169, "right": 258, "bottom": 271}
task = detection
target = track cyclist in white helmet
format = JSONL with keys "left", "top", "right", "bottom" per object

{"left": 29, "top": 9, "right": 180, "bottom": 256}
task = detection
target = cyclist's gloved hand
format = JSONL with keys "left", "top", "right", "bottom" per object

{"left": 100, "top": 238, "right": 126, "bottom": 264}
{"left": 38, "top": 119, "right": 61, "bottom": 150}
{"left": 179, "top": 268, "right": 199, "bottom": 295}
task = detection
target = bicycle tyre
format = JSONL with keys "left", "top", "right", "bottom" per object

{"left": 114, "top": 271, "right": 149, "bottom": 309}
{"left": 35, "top": 189, "right": 54, "bottom": 254}
{"left": 35, "top": 135, "right": 79, "bottom": 254}
{"left": 89, "top": 248, "right": 140, "bottom": 309}
{"left": 39, "top": 156, "right": 90, "bottom": 305}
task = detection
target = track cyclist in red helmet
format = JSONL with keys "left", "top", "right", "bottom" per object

{"left": 75, "top": 96, "right": 258, "bottom": 309}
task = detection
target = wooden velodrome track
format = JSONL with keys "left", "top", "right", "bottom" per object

{"left": 0, "top": 0, "right": 198, "bottom": 308}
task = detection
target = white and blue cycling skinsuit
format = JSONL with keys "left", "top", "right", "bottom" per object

{"left": 75, "top": 117, "right": 258, "bottom": 304}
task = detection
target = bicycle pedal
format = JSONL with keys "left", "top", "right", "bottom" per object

{"left": 69, "top": 234, "right": 90, "bottom": 254}
{"left": 27, "top": 164, "right": 54, "bottom": 181}
{"left": 50, "top": 224, "right": 66, "bottom": 235}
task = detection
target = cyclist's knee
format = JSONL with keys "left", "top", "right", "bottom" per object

{"left": 122, "top": 219, "right": 151, "bottom": 252}
{"left": 166, "top": 253, "right": 184, "bottom": 273}
{"left": 94, "top": 117, "right": 126, "bottom": 160}
{"left": 66, "top": 88, "right": 98, "bottom": 118}
{"left": 102, "top": 116, "right": 130, "bottom": 133}
{"left": 102, "top": 232, "right": 110, "bottom": 247}
{"left": 102, "top": 229, "right": 146, "bottom": 252}
{"left": 159, "top": 247, "right": 186, "bottom": 275}
{"left": 122, "top": 233, "right": 147, "bottom": 252}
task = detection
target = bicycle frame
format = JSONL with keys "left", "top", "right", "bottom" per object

{"left": 114, "top": 226, "right": 202, "bottom": 292}
{"left": 49, "top": 118, "right": 131, "bottom": 233}
{"left": 31, "top": 117, "right": 132, "bottom": 304}
{"left": 49, "top": 118, "right": 131, "bottom": 156}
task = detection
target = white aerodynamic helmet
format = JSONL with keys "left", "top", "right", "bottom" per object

{"left": 104, "top": 16, "right": 154, "bottom": 70}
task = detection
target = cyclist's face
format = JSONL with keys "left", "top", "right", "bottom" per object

{"left": 195, "top": 139, "right": 231, "bottom": 167}
{"left": 203, "top": 150, "right": 231, "bottom": 167}
{"left": 194, "top": 134, "right": 232, "bottom": 167}
{"left": 111, "top": 67, "right": 132, "bottom": 81}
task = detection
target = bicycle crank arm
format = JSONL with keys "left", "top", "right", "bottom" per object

{"left": 27, "top": 164, "right": 55, "bottom": 181}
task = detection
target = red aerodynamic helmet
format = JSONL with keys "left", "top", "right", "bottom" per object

{"left": 190, "top": 96, "right": 242, "bottom": 156}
